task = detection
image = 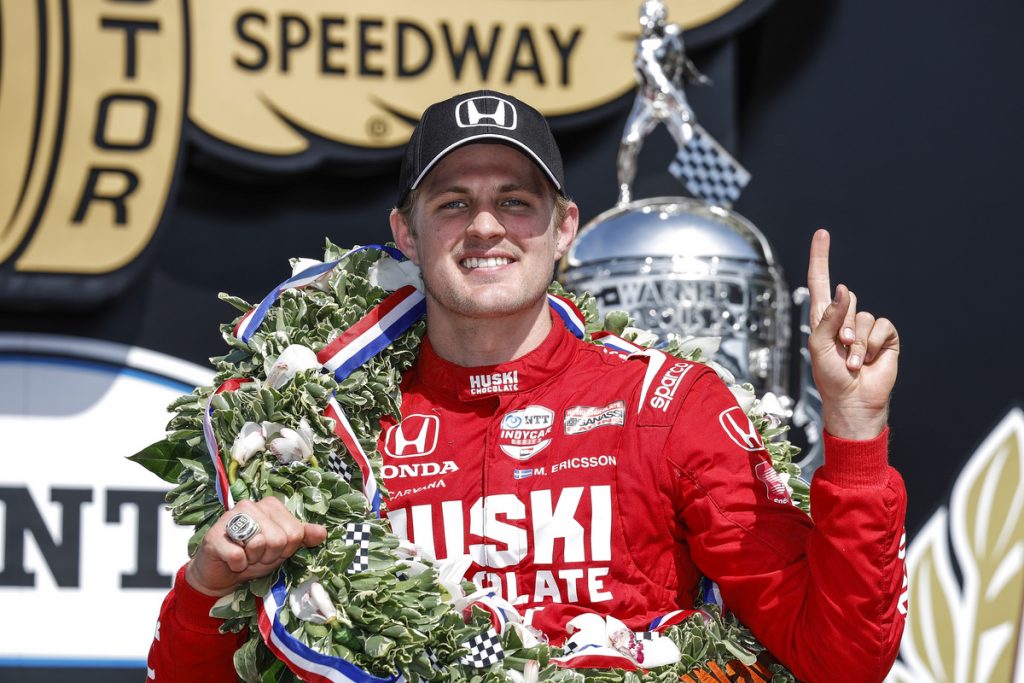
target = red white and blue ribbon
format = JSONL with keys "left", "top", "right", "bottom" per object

{"left": 466, "top": 591, "right": 516, "bottom": 634}
{"left": 647, "top": 609, "right": 701, "bottom": 633}
{"left": 234, "top": 244, "right": 408, "bottom": 342}
{"left": 546, "top": 293, "right": 586, "bottom": 339}
{"left": 317, "top": 286, "right": 426, "bottom": 382}
{"left": 258, "top": 572, "right": 404, "bottom": 683}
{"left": 590, "top": 331, "right": 644, "bottom": 354}
{"left": 324, "top": 397, "right": 383, "bottom": 516}
{"left": 699, "top": 576, "right": 727, "bottom": 616}
{"left": 202, "top": 377, "right": 252, "bottom": 509}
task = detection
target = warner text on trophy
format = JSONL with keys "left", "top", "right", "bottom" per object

{"left": 561, "top": 0, "right": 824, "bottom": 472}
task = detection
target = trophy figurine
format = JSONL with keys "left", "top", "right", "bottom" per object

{"left": 618, "top": 0, "right": 712, "bottom": 206}
{"left": 561, "top": 0, "right": 824, "bottom": 473}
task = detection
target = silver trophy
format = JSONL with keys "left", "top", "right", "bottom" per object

{"left": 562, "top": 0, "right": 823, "bottom": 473}
{"left": 562, "top": 198, "right": 791, "bottom": 402}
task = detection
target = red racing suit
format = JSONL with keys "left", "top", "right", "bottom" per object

{"left": 147, "top": 319, "right": 908, "bottom": 682}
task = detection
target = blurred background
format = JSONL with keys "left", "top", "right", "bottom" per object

{"left": 1, "top": 1, "right": 1021, "bottom": 681}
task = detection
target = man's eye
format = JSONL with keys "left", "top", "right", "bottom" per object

{"left": 440, "top": 200, "right": 466, "bottom": 210}
{"left": 502, "top": 198, "right": 527, "bottom": 207}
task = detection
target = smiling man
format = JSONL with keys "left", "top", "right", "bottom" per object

{"left": 389, "top": 96, "right": 578, "bottom": 366}
{"left": 147, "top": 91, "right": 907, "bottom": 683}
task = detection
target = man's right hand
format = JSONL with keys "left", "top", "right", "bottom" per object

{"left": 185, "top": 497, "right": 327, "bottom": 597}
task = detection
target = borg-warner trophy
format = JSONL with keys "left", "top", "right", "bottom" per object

{"left": 561, "top": 0, "right": 824, "bottom": 473}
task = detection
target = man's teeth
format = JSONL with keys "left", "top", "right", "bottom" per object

{"left": 462, "top": 257, "right": 511, "bottom": 269}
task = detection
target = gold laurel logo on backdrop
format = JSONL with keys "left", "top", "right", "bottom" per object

{"left": 886, "top": 408, "right": 1024, "bottom": 683}
{"left": 0, "top": 0, "right": 739, "bottom": 278}
{"left": 0, "top": 0, "right": 185, "bottom": 275}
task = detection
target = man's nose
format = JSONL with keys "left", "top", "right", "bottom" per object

{"left": 466, "top": 209, "right": 506, "bottom": 239}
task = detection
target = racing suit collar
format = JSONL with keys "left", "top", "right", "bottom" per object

{"left": 415, "top": 315, "right": 576, "bottom": 402}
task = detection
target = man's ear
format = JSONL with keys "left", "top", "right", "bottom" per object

{"left": 389, "top": 209, "right": 420, "bottom": 265}
{"left": 554, "top": 201, "right": 579, "bottom": 261}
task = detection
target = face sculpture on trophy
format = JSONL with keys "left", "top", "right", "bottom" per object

{"left": 561, "top": 0, "right": 824, "bottom": 472}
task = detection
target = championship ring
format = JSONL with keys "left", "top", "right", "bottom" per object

{"left": 226, "top": 512, "right": 261, "bottom": 546}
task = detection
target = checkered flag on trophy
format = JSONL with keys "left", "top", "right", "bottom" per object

{"left": 458, "top": 628, "right": 505, "bottom": 668}
{"left": 668, "top": 123, "right": 751, "bottom": 206}
{"left": 343, "top": 522, "right": 371, "bottom": 574}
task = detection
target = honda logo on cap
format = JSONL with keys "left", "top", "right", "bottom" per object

{"left": 385, "top": 414, "right": 440, "bottom": 458}
{"left": 455, "top": 96, "right": 517, "bottom": 129}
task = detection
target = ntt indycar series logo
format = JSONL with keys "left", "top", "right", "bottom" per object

{"left": 499, "top": 405, "right": 554, "bottom": 460}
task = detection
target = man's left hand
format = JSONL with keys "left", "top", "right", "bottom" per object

{"left": 806, "top": 229, "right": 900, "bottom": 440}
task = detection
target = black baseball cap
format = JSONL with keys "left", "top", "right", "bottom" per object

{"left": 397, "top": 90, "right": 566, "bottom": 205}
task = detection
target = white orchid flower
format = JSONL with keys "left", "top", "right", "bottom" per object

{"left": 394, "top": 539, "right": 420, "bottom": 559}
{"left": 398, "top": 558, "right": 431, "bottom": 577}
{"left": 291, "top": 258, "right": 333, "bottom": 292}
{"left": 435, "top": 554, "right": 472, "bottom": 602}
{"left": 677, "top": 335, "right": 722, "bottom": 361}
{"left": 265, "top": 344, "right": 321, "bottom": 390}
{"left": 268, "top": 419, "right": 315, "bottom": 464}
{"left": 451, "top": 587, "right": 487, "bottom": 614}
{"left": 392, "top": 540, "right": 432, "bottom": 577}
{"left": 507, "top": 658, "right": 540, "bottom": 683}
{"left": 510, "top": 623, "right": 544, "bottom": 649}
{"left": 622, "top": 326, "right": 658, "bottom": 348}
{"left": 751, "top": 391, "right": 788, "bottom": 428}
{"left": 755, "top": 391, "right": 786, "bottom": 417}
{"left": 230, "top": 422, "right": 266, "bottom": 465}
{"left": 706, "top": 359, "right": 736, "bottom": 384}
{"left": 261, "top": 421, "right": 286, "bottom": 440}
{"left": 368, "top": 255, "right": 423, "bottom": 292}
{"left": 289, "top": 577, "right": 337, "bottom": 624}
{"left": 729, "top": 383, "right": 757, "bottom": 414}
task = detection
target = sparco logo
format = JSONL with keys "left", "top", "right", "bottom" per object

{"left": 469, "top": 370, "right": 519, "bottom": 395}
{"left": 719, "top": 406, "right": 764, "bottom": 452}
{"left": 456, "top": 96, "right": 517, "bottom": 129}
{"left": 649, "top": 363, "right": 692, "bottom": 412}
{"left": 385, "top": 414, "right": 439, "bottom": 458}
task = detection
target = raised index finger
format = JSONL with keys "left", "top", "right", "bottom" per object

{"left": 807, "top": 228, "right": 832, "bottom": 329}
